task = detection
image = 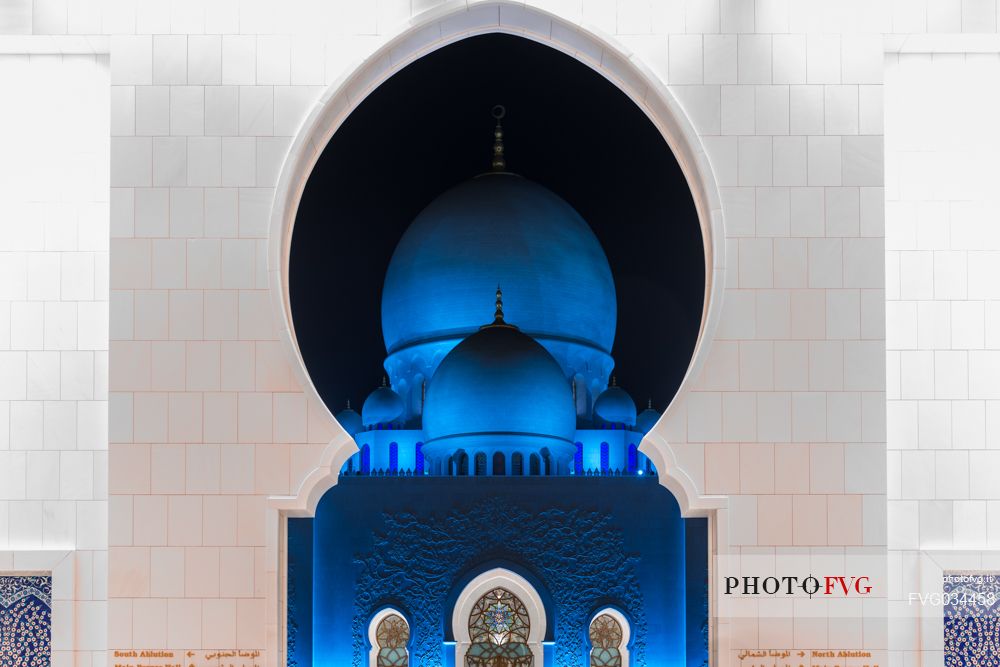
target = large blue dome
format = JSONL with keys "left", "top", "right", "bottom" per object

{"left": 381, "top": 173, "right": 617, "bottom": 357}
{"left": 422, "top": 320, "right": 576, "bottom": 459}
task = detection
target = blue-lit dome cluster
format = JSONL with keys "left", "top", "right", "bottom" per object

{"left": 346, "top": 142, "right": 660, "bottom": 477}
{"left": 379, "top": 173, "right": 618, "bottom": 428}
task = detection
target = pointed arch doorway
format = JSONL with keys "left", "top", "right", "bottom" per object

{"left": 452, "top": 568, "right": 546, "bottom": 666}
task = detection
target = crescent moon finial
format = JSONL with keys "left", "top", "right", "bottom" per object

{"left": 491, "top": 105, "right": 506, "bottom": 171}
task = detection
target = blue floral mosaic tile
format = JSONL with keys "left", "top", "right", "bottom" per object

{"left": 944, "top": 571, "right": 1000, "bottom": 667}
{"left": 0, "top": 575, "right": 52, "bottom": 667}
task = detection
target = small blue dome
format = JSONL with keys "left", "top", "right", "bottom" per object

{"left": 381, "top": 173, "right": 617, "bottom": 358}
{"left": 361, "top": 383, "right": 404, "bottom": 427}
{"left": 334, "top": 404, "right": 363, "bottom": 436}
{"left": 422, "top": 321, "right": 576, "bottom": 456}
{"left": 593, "top": 383, "right": 637, "bottom": 426}
{"left": 636, "top": 401, "right": 661, "bottom": 434}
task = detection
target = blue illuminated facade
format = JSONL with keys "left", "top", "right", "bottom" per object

{"left": 290, "top": 157, "right": 707, "bottom": 666}
{"left": 289, "top": 478, "right": 707, "bottom": 667}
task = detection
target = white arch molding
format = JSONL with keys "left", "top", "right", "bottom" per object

{"left": 265, "top": 2, "right": 731, "bottom": 666}
{"left": 452, "top": 568, "right": 547, "bottom": 666}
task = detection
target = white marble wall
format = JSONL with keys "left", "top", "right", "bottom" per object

{"left": 886, "top": 48, "right": 1000, "bottom": 667}
{"left": 0, "top": 52, "right": 110, "bottom": 667}
{"left": 645, "top": 7, "right": 889, "bottom": 660}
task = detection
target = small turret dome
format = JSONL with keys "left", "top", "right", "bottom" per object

{"left": 422, "top": 291, "right": 576, "bottom": 459}
{"left": 361, "top": 380, "right": 404, "bottom": 427}
{"left": 636, "top": 399, "right": 661, "bottom": 434}
{"left": 593, "top": 380, "right": 637, "bottom": 427}
{"left": 335, "top": 402, "right": 363, "bottom": 436}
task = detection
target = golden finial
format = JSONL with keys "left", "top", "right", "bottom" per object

{"left": 611, "top": 375, "right": 617, "bottom": 387}
{"left": 346, "top": 400, "right": 351, "bottom": 410}
{"left": 491, "top": 105, "right": 506, "bottom": 171}
{"left": 381, "top": 376, "right": 388, "bottom": 388}
{"left": 647, "top": 398, "right": 653, "bottom": 410}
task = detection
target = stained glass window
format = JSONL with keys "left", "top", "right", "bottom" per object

{"left": 415, "top": 442, "right": 424, "bottom": 475}
{"left": 574, "top": 442, "right": 583, "bottom": 475}
{"left": 0, "top": 575, "right": 52, "bottom": 667}
{"left": 375, "top": 613, "right": 409, "bottom": 667}
{"left": 466, "top": 588, "right": 532, "bottom": 666}
{"left": 589, "top": 613, "right": 624, "bottom": 667}
{"left": 389, "top": 443, "right": 399, "bottom": 473}
{"left": 600, "top": 442, "right": 610, "bottom": 472}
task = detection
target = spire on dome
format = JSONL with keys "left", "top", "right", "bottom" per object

{"left": 381, "top": 376, "right": 388, "bottom": 387}
{"left": 491, "top": 105, "right": 506, "bottom": 171}
{"left": 494, "top": 284, "right": 504, "bottom": 323}
{"left": 482, "top": 285, "right": 517, "bottom": 330}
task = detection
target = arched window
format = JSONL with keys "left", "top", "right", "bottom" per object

{"left": 511, "top": 452, "right": 523, "bottom": 476}
{"left": 627, "top": 444, "right": 638, "bottom": 474}
{"left": 467, "top": 588, "right": 532, "bottom": 666}
{"left": 493, "top": 452, "right": 506, "bottom": 476}
{"left": 589, "top": 610, "right": 630, "bottom": 667}
{"left": 457, "top": 452, "right": 469, "bottom": 476}
{"left": 361, "top": 444, "right": 371, "bottom": 475}
{"left": 389, "top": 442, "right": 398, "bottom": 473}
{"left": 346, "top": 457, "right": 354, "bottom": 474}
{"left": 368, "top": 610, "right": 409, "bottom": 667}
{"left": 574, "top": 442, "right": 583, "bottom": 475}
{"left": 600, "top": 442, "right": 610, "bottom": 472}
{"left": 415, "top": 442, "right": 424, "bottom": 475}
{"left": 529, "top": 453, "right": 540, "bottom": 476}
{"left": 474, "top": 452, "right": 487, "bottom": 476}
{"left": 542, "top": 450, "right": 551, "bottom": 476}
